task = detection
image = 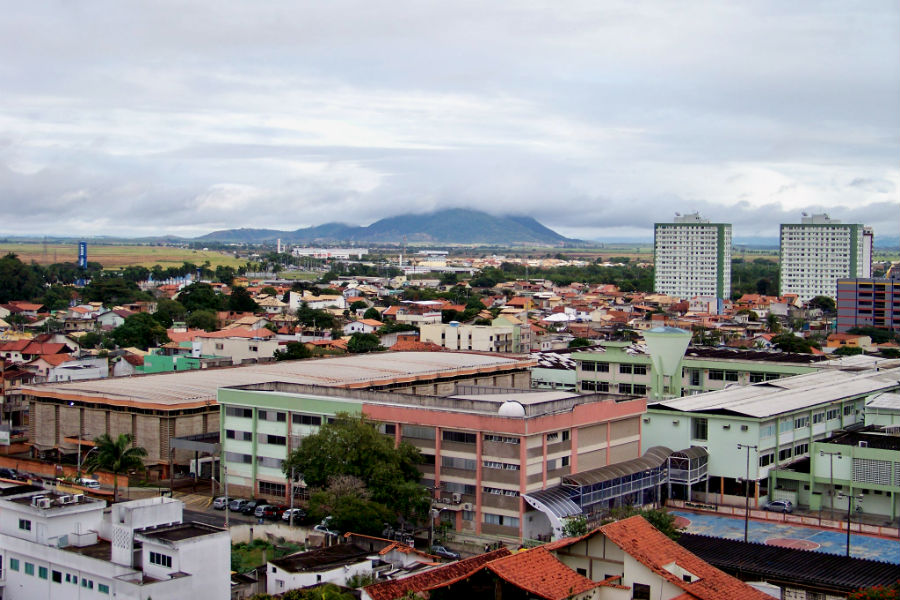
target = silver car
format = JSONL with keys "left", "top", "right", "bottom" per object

{"left": 763, "top": 499, "right": 794, "bottom": 513}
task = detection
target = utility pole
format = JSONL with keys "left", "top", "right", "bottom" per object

{"left": 223, "top": 464, "right": 229, "bottom": 529}
{"left": 819, "top": 450, "right": 841, "bottom": 520}
{"left": 289, "top": 467, "right": 295, "bottom": 527}
{"left": 737, "top": 444, "right": 758, "bottom": 543}
{"left": 837, "top": 492, "right": 863, "bottom": 557}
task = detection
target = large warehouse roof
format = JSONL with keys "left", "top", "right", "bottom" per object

{"left": 650, "top": 367, "right": 900, "bottom": 418}
{"left": 17, "top": 352, "right": 533, "bottom": 410}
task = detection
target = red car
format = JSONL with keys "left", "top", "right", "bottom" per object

{"left": 260, "top": 505, "right": 288, "bottom": 519}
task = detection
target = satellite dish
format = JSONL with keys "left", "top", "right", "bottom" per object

{"left": 675, "top": 212, "right": 680, "bottom": 216}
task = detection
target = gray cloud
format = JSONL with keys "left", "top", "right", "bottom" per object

{"left": 0, "top": 1, "right": 897, "bottom": 239}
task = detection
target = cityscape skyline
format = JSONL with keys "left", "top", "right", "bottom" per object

{"left": 0, "top": 2, "right": 897, "bottom": 239}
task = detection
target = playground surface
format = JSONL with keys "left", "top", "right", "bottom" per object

{"left": 672, "top": 510, "right": 900, "bottom": 565}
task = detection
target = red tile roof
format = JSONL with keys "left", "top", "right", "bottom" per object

{"left": 196, "top": 327, "right": 275, "bottom": 339}
{"left": 596, "top": 516, "right": 772, "bottom": 600}
{"left": 364, "top": 548, "right": 511, "bottom": 600}
{"left": 486, "top": 546, "right": 599, "bottom": 600}
{"left": 33, "top": 353, "right": 74, "bottom": 367}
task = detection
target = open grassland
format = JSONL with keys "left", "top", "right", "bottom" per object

{"left": 0, "top": 242, "right": 245, "bottom": 270}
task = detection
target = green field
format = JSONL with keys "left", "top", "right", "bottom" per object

{"left": 0, "top": 243, "right": 245, "bottom": 270}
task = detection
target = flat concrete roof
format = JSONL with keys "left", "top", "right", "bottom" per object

{"left": 18, "top": 352, "right": 533, "bottom": 410}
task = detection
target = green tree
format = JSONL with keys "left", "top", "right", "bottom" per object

{"left": 832, "top": 346, "right": 864, "bottom": 357}
{"left": 153, "top": 298, "right": 186, "bottom": 328}
{"left": 41, "top": 284, "right": 74, "bottom": 311}
{"left": 274, "top": 342, "right": 312, "bottom": 361}
{"left": 349, "top": 300, "right": 368, "bottom": 312}
{"left": 214, "top": 265, "right": 236, "bottom": 285}
{"left": 347, "top": 333, "right": 382, "bottom": 353}
{"left": 228, "top": 286, "right": 260, "bottom": 312}
{"left": 296, "top": 302, "right": 336, "bottom": 330}
{"left": 0, "top": 253, "right": 44, "bottom": 303}
{"left": 766, "top": 313, "right": 782, "bottom": 333}
{"left": 260, "top": 286, "right": 278, "bottom": 297}
{"left": 607, "top": 506, "right": 681, "bottom": 540}
{"left": 112, "top": 313, "right": 170, "bottom": 350}
{"left": 771, "top": 333, "right": 814, "bottom": 354}
{"left": 283, "top": 413, "right": 428, "bottom": 527}
{"left": 808, "top": 295, "right": 836, "bottom": 313}
{"left": 562, "top": 515, "right": 589, "bottom": 537}
{"left": 847, "top": 327, "right": 897, "bottom": 345}
{"left": 82, "top": 277, "right": 151, "bottom": 306}
{"left": 186, "top": 309, "right": 219, "bottom": 332}
{"left": 82, "top": 433, "right": 148, "bottom": 501}
{"left": 176, "top": 283, "right": 223, "bottom": 312}
{"left": 362, "top": 307, "right": 381, "bottom": 321}
{"left": 568, "top": 337, "right": 592, "bottom": 349}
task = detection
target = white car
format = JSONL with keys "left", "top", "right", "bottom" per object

{"left": 76, "top": 478, "right": 101, "bottom": 489}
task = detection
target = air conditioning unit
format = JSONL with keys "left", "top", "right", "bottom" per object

{"left": 31, "top": 495, "right": 46, "bottom": 507}
{"left": 859, "top": 441, "right": 868, "bottom": 448}
{"left": 57, "top": 495, "right": 72, "bottom": 505}
{"left": 452, "top": 493, "right": 462, "bottom": 504}
{"left": 462, "top": 503, "right": 473, "bottom": 511}
{"left": 441, "top": 497, "right": 452, "bottom": 505}
{"left": 741, "top": 425, "right": 749, "bottom": 431}
{"left": 37, "top": 498, "right": 52, "bottom": 509}
{"left": 72, "top": 494, "right": 84, "bottom": 503}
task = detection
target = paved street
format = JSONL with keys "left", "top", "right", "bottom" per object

{"left": 673, "top": 510, "right": 900, "bottom": 564}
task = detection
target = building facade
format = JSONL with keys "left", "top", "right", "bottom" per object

{"left": 419, "top": 323, "right": 515, "bottom": 353}
{"left": 218, "top": 383, "right": 645, "bottom": 539}
{"left": 836, "top": 274, "right": 900, "bottom": 333}
{"left": 653, "top": 213, "right": 732, "bottom": 301}
{"left": 779, "top": 213, "right": 873, "bottom": 302}
{"left": 642, "top": 367, "right": 899, "bottom": 505}
{"left": 0, "top": 489, "right": 229, "bottom": 600}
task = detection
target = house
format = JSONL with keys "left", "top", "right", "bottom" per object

{"left": 549, "top": 516, "right": 772, "bottom": 600}
{"left": 195, "top": 327, "right": 280, "bottom": 365}
{"left": 826, "top": 332, "right": 873, "bottom": 352}
{"left": 343, "top": 319, "right": 384, "bottom": 335}
{"left": 267, "top": 544, "right": 377, "bottom": 594}
{"left": 419, "top": 322, "right": 515, "bottom": 352}
{"left": 0, "top": 490, "right": 229, "bottom": 600}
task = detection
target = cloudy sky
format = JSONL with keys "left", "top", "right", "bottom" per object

{"left": 1, "top": 1, "right": 897, "bottom": 240}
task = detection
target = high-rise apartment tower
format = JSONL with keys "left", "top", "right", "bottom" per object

{"left": 653, "top": 213, "right": 732, "bottom": 301}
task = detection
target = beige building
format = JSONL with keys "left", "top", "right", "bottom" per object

{"left": 420, "top": 323, "right": 515, "bottom": 353}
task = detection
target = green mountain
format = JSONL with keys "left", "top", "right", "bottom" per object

{"left": 197, "top": 209, "right": 572, "bottom": 245}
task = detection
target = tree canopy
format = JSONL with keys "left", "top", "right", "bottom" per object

{"left": 83, "top": 433, "right": 147, "bottom": 501}
{"left": 274, "top": 341, "right": 311, "bottom": 361}
{"left": 228, "top": 285, "right": 260, "bottom": 312}
{"left": 771, "top": 333, "right": 815, "bottom": 354}
{"left": 111, "top": 313, "right": 170, "bottom": 350}
{"left": 347, "top": 332, "right": 382, "bottom": 354}
{"left": 176, "top": 282, "right": 223, "bottom": 312}
{"left": 283, "top": 413, "right": 428, "bottom": 532}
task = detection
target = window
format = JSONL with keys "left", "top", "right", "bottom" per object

{"left": 257, "top": 456, "right": 284, "bottom": 469}
{"left": 149, "top": 551, "right": 173, "bottom": 568}
{"left": 749, "top": 373, "right": 765, "bottom": 383}
{"left": 443, "top": 430, "right": 477, "bottom": 444}
{"left": 582, "top": 381, "right": 609, "bottom": 392}
{"left": 10, "top": 558, "right": 19, "bottom": 571}
{"left": 402, "top": 425, "right": 436, "bottom": 440}
{"left": 813, "top": 412, "right": 825, "bottom": 424}
{"left": 619, "top": 364, "right": 634, "bottom": 374}
{"left": 794, "top": 416, "right": 809, "bottom": 429}
{"left": 225, "top": 406, "right": 253, "bottom": 418}
{"left": 759, "top": 452, "right": 774, "bottom": 467}
{"left": 442, "top": 481, "right": 477, "bottom": 495}
{"left": 292, "top": 414, "right": 322, "bottom": 426}
{"left": 633, "top": 582, "right": 651, "bottom": 600}
{"left": 484, "top": 434, "right": 519, "bottom": 444}
{"left": 39, "top": 566, "right": 48, "bottom": 579}
{"left": 225, "top": 451, "right": 253, "bottom": 464}
{"left": 691, "top": 418, "right": 708, "bottom": 441}
{"left": 546, "top": 432, "right": 559, "bottom": 443}
{"left": 225, "top": 429, "right": 253, "bottom": 441}
{"left": 633, "top": 365, "right": 647, "bottom": 376}
{"left": 483, "top": 486, "right": 519, "bottom": 496}
{"left": 18, "top": 518, "right": 31, "bottom": 531}
{"left": 483, "top": 460, "right": 519, "bottom": 471}
{"left": 724, "top": 371, "right": 739, "bottom": 382}
{"left": 483, "top": 513, "right": 520, "bottom": 528}
{"left": 65, "top": 572, "right": 78, "bottom": 584}
{"left": 82, "top": 578, "right": 93, "bottom": 589}
{"left": 258, "top": 410, "right": 286, "bottom": 422}
{"left": 98, "top": 583, "right": 110, "bottom": 594}
{"left": 708, "top": 370, "right": 724, "bottom": 381}
{"left": 760, "top": 422, "right": 775, "bottom": 438}
{"left": 24, "top": 562, "right": 34, "bottom": 576}
{"left": 442, "top": 456, "right": 477, "bottom": 470}
{"left": 259, "top": 481, "right": 286, "bottom": 496}
{"left": 215, "top": 343, "right": 224, "bottom": 350}
{"left": 562, "top": 430, "right": 570, "bottom": 441}
{"left": 462, "top": 510, "right": 475, "bottom": 521}
{"left": 794, "top": 443, "right": 809, "bottom": 456}
{"left": 779, "top": 418, "right": 792, "bottom": 433}
{"left": 779, "top": 447, "right": 792, "bottom": 461}
{"left": 843, "top": 404, "right": 854, "bottom": 416}
{"left": 52, "top": 570, "right": 62, "bottom": 583}
{"left": 632, "top": 384, "right": 647, "bottom": 395}
{"left": 582, "top": 362, "right": 596, "bottom": 372}
{"left": 561, "top": 456, "right": 570, "bottom": 467}
{"left": 261, "top": 434, "right": 286, "bottom": 446}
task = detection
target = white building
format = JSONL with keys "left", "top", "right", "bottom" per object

{"left": 653, "top": 213, "right": 732, "bottom": 303}
{"left": 267, "top": 544, "right": 376, "bottom": 594}
{"left": 779, "top": 213, "right": 873, "bottom": 302}
{"left": 0, "top": 489, "right": 229, "bottom": 600}
{"left": 419, "top": 322, "right": 514, "bottom": 352}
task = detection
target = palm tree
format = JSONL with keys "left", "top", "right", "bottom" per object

{"left": 82, "top": 433, "right": 147, "bottom": 501}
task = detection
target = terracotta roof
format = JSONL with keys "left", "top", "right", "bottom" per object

{"left": 595, "top": 516, "right": 772, "bottom": 600}
{"left": 33, "top": 353, "right": 74, "bottom": 367}
{"left": 21, "top": 342, "right": 70, "bottom": 356}
{"left": 486, "top": 546, "right": 599, "bottom": 600}
{"left": 364, "top": 548, "right": 511, "bottom": 600}
{"left": 123, "top": 353, "right": 145, "bottom": 367}
{"left": 166, "top": 328, "right": 205, "bottom": 343}
{"left": 355, "top": 319, "right": 384, "bottom": 327}
{"left": 390, "top": 339, "right": 445, "bottom": 352}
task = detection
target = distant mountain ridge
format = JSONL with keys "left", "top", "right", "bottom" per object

{"left": 197, "top": 209, "right": 572, "bottom": 245}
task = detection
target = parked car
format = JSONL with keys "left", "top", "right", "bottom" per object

{"left": 0, "top": 467, "right": 19, "bottom": 480}
{"left": 212, "top": 496, "right": 230, "bottom": 510}
{"left": 243, "top": 500, "right": 266, "bottom": 515}
{"left": 763, "top": 499, "right": 794, "bottom": 513}
{"left": 253, "top": 502, "right": 273, "bottom": 518}
{"left": 228, "top": 498, "right": 249, "bottom": 512}
{"left": 314, "top": 516, "right": 338, "bottom": 536}
{"left": 76, "top": 477, "right": 101, "bottom": 489}
{"left": 430, "top": 545, "right": 461, "bottom": 560}
{"left": 260, "top": 505, "right": 288, "bottom": 519}
{"left": 282, "top": 508, "right": 306, "bottom": 524}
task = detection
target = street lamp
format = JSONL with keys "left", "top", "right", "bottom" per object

{"left": 819, "top": 450, "right": 842, "bottom": 520}
{"left": 737, "top": 444, "right": 758, "bottom": 543}
{"left": 837, "top": 492, "right": 863, "bottom": 557}
{"left": 78, "top": 446, "right": 99, "bottom": 477}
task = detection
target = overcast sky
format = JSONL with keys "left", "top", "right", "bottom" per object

{"left": 1, "top": 1, "right": 897, "bottom": 241}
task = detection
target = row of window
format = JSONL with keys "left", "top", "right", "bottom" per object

{"left": 482, "top": 512, "right": 520, "bottom": 528}
{"left": 7, "top": 558, "right": 108, "bottom": 593}
{"left": 149, "top": 551, "right": 172, "bottom": 568}
{"left": 225, "top": 407, "right": 324, "bottom": 427}
{"left": 224, "top": 452, "right": 283, "bottom": 469}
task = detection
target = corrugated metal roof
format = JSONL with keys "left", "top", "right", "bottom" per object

{"left": 867, "top": 391, "right": 900, "bottom": 410}
{"left": 651, "top": 367, "right": 900, "bottom": 418}
{"left": 522, "top": 487, "right": 581, "bottom": 519}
